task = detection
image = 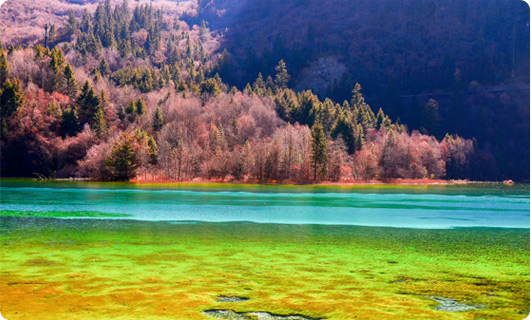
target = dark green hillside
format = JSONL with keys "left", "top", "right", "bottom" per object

{"left": 186, "top": 0, "right": 530, "bottom": 180}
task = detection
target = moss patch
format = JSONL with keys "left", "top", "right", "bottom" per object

{"left": 0, "top": 210, "right": 131, "bottom": 218}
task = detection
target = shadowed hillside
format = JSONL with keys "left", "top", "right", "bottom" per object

{"left": 184, "top": 0, "right": 530, "bottom": 180}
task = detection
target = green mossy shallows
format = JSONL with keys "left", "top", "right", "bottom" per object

{"left": 0, "top": 210, "right": 131, "bottom": 218}
{"left": 0, "top": 217, "right": 529, "bottom": 320}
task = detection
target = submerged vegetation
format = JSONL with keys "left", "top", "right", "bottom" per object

{"left": 0, "top": 217, "right": 528, "bottom": 319}
{"left": 0, "top": 210, "right": 131, "bottom": 218}
{"left": 0, "top": 0, "right": 510, "bottom": 183}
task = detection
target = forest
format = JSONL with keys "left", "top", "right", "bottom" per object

{"left": 0, "top": 0, "right": 526, "bottom": 182}
{"left": 185, "top": 0, "right": 530, "bottom": 181}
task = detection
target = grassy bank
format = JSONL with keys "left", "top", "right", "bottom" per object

{"left": 0, "top": 217, "right": 528, "bottom": 319}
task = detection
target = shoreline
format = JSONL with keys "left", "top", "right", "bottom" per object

{"left": 127, "top": 178, "right": 518, "bottom": 186}
{"left": 2, "top": 177, "right": 523, "bottom": 186}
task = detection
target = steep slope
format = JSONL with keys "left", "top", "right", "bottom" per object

{"left": 185, "top": 0, "right": 530, "bottom": 180}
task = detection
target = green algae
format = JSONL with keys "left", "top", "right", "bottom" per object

{"left": 0, "top": 217, "right": 529, "bottom": 320}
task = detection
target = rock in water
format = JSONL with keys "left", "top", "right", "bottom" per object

{"left": 217, "top": 296, "right": 250, "bottom": 302}
{"left": 427, "top": 296, "right": 482, "bottom": 312}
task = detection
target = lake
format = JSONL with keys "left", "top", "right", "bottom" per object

{"left": 1, "top": 179, "right": 529, "bottom": 228}
{"left": 0, "top": 179, "right": 529, "bottom": 319}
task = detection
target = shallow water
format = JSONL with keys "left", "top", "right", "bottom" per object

{"left": 0, "top": 179, "right": 529, "bottom": 319}
{"left": 1, "top": 179, "right": 529, "bottom": 229}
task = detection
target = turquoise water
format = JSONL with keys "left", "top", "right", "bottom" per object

{"left": 0, "top": 179, "right": 529, "bottom": 229}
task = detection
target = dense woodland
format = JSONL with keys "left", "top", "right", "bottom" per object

{"left": 0, "top": 0, "right": 526, "bottom": 182}
{"left": 186, "top": 0, "right": 530, "bottom": 181}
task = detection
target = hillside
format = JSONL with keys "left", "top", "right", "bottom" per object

{"left": 0, "top": 0, "right": 529, "bottom": 181}
{"left": 185, "top": 0, "right": 530, "bottom": 180}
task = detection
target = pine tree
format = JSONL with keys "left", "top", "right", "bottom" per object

{"left": 67, "top": 11, "right": 78, "bottom": 38}
{"left": 139, "top": 70, "right": 153, "bottom": 92}
{"left": 60, "top": 106, "right": 81, "bottom": 137}
{"left": 331, "top": 111, "right": 356, "bottom": 154}
{"left": 118, "top": 105, "right": 126, "bottom": 121}
{"left": 375, "top": 108, "right": 391, "bottom": 129}
{"left": 34, "top": 45, "right": 43, "bottom": 60}
{"left": 421, "top": 99, "right": 441, "bottom": 137}
{"left": 0, "top": 78, "right": 25, "bottom": 119}
{"left": 351, "top": 83, "right": 365, "bottom": 108}
{"left": 162, "top": 66, "right": 171, "bottom": 85}
{"left": 253, "top": 72, "right": 266, "bottom": 95}
{"left": 99, "top": 58, "right": 111, "bottom": 76}
{"left": 144, "top": 33, "right": 153, "bottom": 53}
{"left": 77, "top": 81, "right": 100, "bottom": 125}
{"left": 310, "top": 123, "right": 328, "bottom": 181}
{"left": 63, "top": 63, "right": 78, "bottom": 99}
{"left": 49, "top": 47, "right": 64, "bottom": 92}
{"left": 355, "top": 124, "right": 365, "bottom": 152}
{"left": 244, "top": 83, "right": 252, "bottom": 95}
{"left": 274, "top": 59, "right": 290, "bottom": 89}
{"left": 351, "top": 83, "right": 375, "bottom": 129}
{"left": 0, "top": 46, "right": 9, "bottom": 85}
{"left": 81, "top": 9, "right": 91, "bottom": 33}
{"left": 266, "top": 76, "right": 275, "bottom": 89}
{"left": 295, "top": 90, "right": 319, "bottom": 126}
{"left": 152, "top": 107, "right": 165, "bottom": 132}
{"left": 100, "top": 89, "right": 107, "bottom": 106}
{"left": 126, "top": 99, "right": 137, "bottom": 121}
{"left": 46, "top": 100, "right": 62, "bottom": 118}
{"left": 49, "top": 25, "right": 57, "bottom": 44}
{"left": 147, "top": 136, "right": 158, "bottom": 164}
{"left": 136, "top": 98, "right": 147, "bottom": 116}
{"left": 118, "top": 39, "right": 131, "bottom": 58}
{"left": 106, "top": 131, "right": 139, "bottom": 180}
{"left": 200, "top": 78, "right": 221, "bottom": 98}
{"left": 92, "top": 107, "right": 108, "bottom": 139}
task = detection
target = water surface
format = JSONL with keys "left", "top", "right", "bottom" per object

{"left": 1, "top": 179, "right": 528, "bottom": 229}
{"left": 1, "top": 179, "right": 529, "bottom": 320}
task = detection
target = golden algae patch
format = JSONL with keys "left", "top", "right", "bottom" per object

{"left": 22, "top": 257, "right": 62, "bottom": 267}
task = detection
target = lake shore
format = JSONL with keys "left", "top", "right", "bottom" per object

{"left": 7, "top": 175, "right": 519, "bottom": 186}
{"left": 126, "top": 177, "right": 515, "bottom": 186}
